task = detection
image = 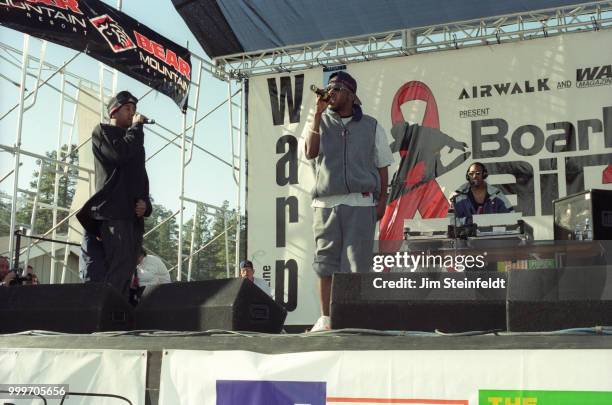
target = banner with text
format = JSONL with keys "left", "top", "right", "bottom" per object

{"left": 159, "top": 349, "right": 612, "bottom": 405}
{"left": 0, "top": 348, "right": 146, "bottom": 405}
{"left": 1, "top": 0, "right": 191, "bottom": 111}
{"left": 246, "top": 30, "right": 612, "bottom": 325}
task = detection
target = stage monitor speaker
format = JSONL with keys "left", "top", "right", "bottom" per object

{"left": 134, "top": 278, "right": 287, "bottom": 333}
{"left": 507, "top": 267, "right": 612, "bottom": 332}
{"left": 331, "top": 272, "right": 507, "bottom": 332}
{"left": 0, "top": 283, "right": 133, "bottom": 333}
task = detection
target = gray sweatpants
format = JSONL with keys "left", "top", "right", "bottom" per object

{"left": 312, "top": 205, "right": 376, "bottom": 277}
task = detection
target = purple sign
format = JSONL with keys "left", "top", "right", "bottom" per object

{"left": 217, "top": 380, "right": 326, "bottom": 405}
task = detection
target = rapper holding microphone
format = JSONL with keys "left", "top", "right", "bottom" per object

{"left": 304, "top": 72, "right": 393, "bottom": 331}
{"left": 77, "top": 90, "right": 152, "bottom": 298}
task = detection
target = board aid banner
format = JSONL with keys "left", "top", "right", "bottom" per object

{"left": 0, "top": 348, "right": 146, "bottom": 404}
{"left": 159, "top": 349, "right": 612, "bottom": 405}
{"left": 246, "top": 30, "right": 612, "bottom": 325}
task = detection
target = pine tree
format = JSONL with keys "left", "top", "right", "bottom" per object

{"left": 178, "top": 200, "right": 245, "bottom": 281}
{"left": 143, "top": 202, "right": 179, "bottom": 272}
{"left": 15, "top": 145, "right": 78, "bottom": 235}
{"left": 205, "top": 201, "right": 242, "bottom": 280}
{"left": 181, "top": 203, "right": 212, "bottom": 280}
{"left": 0, "top": 191, "right": 12, "bottom": 236}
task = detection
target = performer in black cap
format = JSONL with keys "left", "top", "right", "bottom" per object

{"left": 77, "top": 90, "right": 152, "bottom": 297}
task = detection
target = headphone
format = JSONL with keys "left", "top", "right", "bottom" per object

{"left": 466, "top": 162, "right": 488, "bottom": 181}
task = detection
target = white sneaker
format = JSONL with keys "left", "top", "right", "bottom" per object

{"left": 310, "top": 315, "right": 331, "bottom": 332}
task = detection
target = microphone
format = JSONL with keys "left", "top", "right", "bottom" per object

{"left": 449, "top": 190, "right": 468, "bottom": 208}
{"left": 310, "top": 84, "right": 329, "bottom": 100}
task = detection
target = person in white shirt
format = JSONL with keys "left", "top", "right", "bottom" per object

{"left": 137, "top": 249, "right": 171, "bottom": 287}
{"left": 239, "top": 260, "right": 272, "bottom": 297}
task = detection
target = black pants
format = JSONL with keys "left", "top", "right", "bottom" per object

{"left": 80, "top": 230, "right": 106, "bottom": 282}
{"left": 100, "top": 219, "right": 143, "bottom": 298}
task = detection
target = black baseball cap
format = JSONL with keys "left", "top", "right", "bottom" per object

{"left": 240, "top": 260, "right": 253, "bottom": 269}
{"left": 328, "top": 71, "right": 361, "bottom": 105}
{"left": 107, "top": 90, "right": 138, "bottom": 117}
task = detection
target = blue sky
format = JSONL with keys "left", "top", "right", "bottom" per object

{"left": 0, "top": 0, "right": 241, "bottom": 217}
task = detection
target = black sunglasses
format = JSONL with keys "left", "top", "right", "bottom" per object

{"left": 326, "top": 85, "right": 347, "bottom": 93}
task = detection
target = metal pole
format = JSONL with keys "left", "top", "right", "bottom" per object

{"left": 61, "top": 86, "right": 80, "bottom": 284}
{"left": 0, "top": 165, "right": 21, "bottom": 185}
{"left": 60, "top": 226, "right": 72, "bottom": 284}
{"left": 12, "top": 230, "right": 22, "bottom": 271}
{"left": 24, "top": 159, "right": 44, "bottom": 271}
{"left": 0, "top": 51, "right": 80, "bottom": 123}
{"left": 187, "top": 204, "right": 198, "bottom": 281}
{"left": 168, "top": 223, "right": 235, "bottom": 273}
{"left": 177, "top": 112, "right": 187, "bottom": 281}
{"left": 98, "top": 65, "right": 104, "bottom": 121}
{"left": 226, "top": 80, "right": 235, "bottom": 278}
{"left": 50, "top": 73, "right": 66, "bottom": 284}
{"left": 224, "top": 210, "right": 230, "bottom": 277}
{"left": 234, "top": 79, "right": 245, "bottom": 276}
{"left": 113, "top": 0, "right": 121, "bottom": 93}
{"left": 227, "top": 81, "right": 236, "bottom": 182}
{"left": 8, "top": 34, "right": 30, "bottom": 264}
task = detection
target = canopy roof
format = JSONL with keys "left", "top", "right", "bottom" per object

{"left": 172, "top": 0, "right": 595, "bottom": 59}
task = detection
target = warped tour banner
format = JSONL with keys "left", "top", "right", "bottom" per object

{"left": 0, "top": 348, "right": 146, "bottom": 404}
{"left": 246, "top": 30, "right": 612, "bottom": 325}
{"left": 159, "top": 349, "right": 612, "bottom": 404}
{"left": 0, "top": 0, "right": 190, "bottom": 111}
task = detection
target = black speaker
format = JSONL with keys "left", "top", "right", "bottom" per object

{"left": 134, "top": 278, "right": 287, "bottom": 333}
{"left": 331, "top": 272, "right": 507, "bottom": 332}
{"left": 0, "top": 283, "right": 133, "bottom": 333}
{"left": 507, "top": 267, "right": 612, "bottom": 332}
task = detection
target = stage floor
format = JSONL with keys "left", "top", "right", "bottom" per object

{"left": 2, "top": 331, "right": 611, "bottom": 405}
{"left": 2, "top": 329, "right": 612, "bottom": 352}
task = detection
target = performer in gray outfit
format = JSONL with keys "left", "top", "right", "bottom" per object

{"left": 304, "top": 71, "right": 393, "bottom": 331}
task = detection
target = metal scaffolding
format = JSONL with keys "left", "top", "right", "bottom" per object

{"left": 213, "top": 1, "right": 612, "bottom": 77}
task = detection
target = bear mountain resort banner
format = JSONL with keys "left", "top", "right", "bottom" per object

{"left": 1, "top": 0, "right": 191, "bottom": 111}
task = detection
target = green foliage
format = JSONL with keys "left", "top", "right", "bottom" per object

{"left": 142, "top": 200, "right": 245, "bottom": 281}
{"left": 15, "top": 144, "right": 79, "bottom": 235}
{"left": 0, "top": 191, "right": 12, "bottom": 236}
{"left": 143, "top": 202, "right": 179, "bottom": 273}
{"left": 180, "top": 203, "right": 211, "bottom": 281}
{"left": 178, "top": 200, "right": 246, "bottom": 281}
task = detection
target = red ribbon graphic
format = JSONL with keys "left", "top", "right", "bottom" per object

{"left": 380, "top": 81, "right": 450, "bottom": 243}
